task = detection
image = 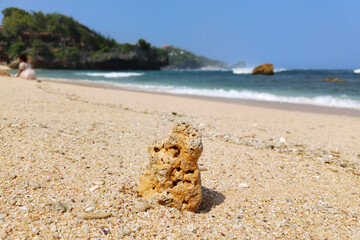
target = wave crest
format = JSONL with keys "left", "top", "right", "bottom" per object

{"left": 232, "top": 67, "right": 286, "bottom": 74}
{"left": 354, "top": 69, "right": 360, "bottom": 74}
{"left": 76, "top": 72, "right": 144, "bottom": 78}
{"left": 115, "top": 84, "right": 360, "bottom": 110}
{"left": 232, "top": 68, "right": 253, "bottom": 74}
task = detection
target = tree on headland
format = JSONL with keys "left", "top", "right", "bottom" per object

{"left": 0, "top": 7, "right": 118, "bottom": 59}
{"left": 0, "top": 7, "right": 168, "bottom": 70}
{"left": 137, "top": 39, "right": 151, "bottom": 51}
{"left": 163, "top": 45, "right": 230, "bottom": 69}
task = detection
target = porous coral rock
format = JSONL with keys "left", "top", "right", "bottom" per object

{"left": 138, "top": 120, "right": 203, "bottom": 212}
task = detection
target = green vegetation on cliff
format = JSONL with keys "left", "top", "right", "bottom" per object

{"left": 163, "top": 45, "right": 230, "bottom": 69}
{"left": 0, "top": 7, "right": 243, "bottom": 70}
{"left": 0, "top": 7, "right": 168, "bottom": 69}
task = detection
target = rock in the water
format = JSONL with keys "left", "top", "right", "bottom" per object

{"left": 0, "top": 70, "right": 11, "bottom": 77}
{"left": 252, "top": 63, "right": 274, "bottom": 75}
{"left": 138, "top": 120, "right": 203, "bottom": 212}
{"left": 323, "top": 77, "right": 346, "bottom": 82}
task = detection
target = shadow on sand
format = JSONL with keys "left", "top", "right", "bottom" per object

{"left": 197, "top": 186, "right": 225, "bottom": 213}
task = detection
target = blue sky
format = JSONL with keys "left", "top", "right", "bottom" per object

{"left": 1, "top": 0, "right": 360, "bottom": 69}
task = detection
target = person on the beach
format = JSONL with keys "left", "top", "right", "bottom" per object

{"left": 15, "top": 53, "right": 37, "bottom": 80}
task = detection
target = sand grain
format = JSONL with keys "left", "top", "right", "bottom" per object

{"left": 1, "top": 76, "right": 360, "bottom": 239}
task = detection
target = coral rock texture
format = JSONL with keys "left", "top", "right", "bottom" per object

{"left": 138, "top": 121, "right": 203, "bottom": 212}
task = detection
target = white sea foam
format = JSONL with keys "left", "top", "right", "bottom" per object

{"left": 274, "top": 68, "right": 287, "bottom": 73}
{"left": 232, "top": 68, "right": 254, "bottom": 74}
{"left": 39, "top": 76, "right": 360, "bottom": 110}
{"left": 354, "top": 68, "right": 360, "bottom": 74}
{"left": 114, "top": 84, "right": 360, "bottom": 110}
{"left": 39, "top": 77, "right": 91, "bottom": 82}
{"left": 232, "top": 67, "right": 287, "bottom": 74}
{"left": 76, "top": 72, "right": 144, "bottom": 78}
{"left": 168, "top": 68, "right": 230, "bottom": 72}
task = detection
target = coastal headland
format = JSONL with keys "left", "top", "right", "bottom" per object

{"left": 1, "top": 76, "right": 360, "bottom": 238}
{"left": 0, "top": 8, "right": 168, "bottom": 70}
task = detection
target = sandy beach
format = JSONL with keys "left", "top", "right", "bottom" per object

{"left": 1, "top": 75, "right": 360, "bottom": 239}
{"left": 0, "top": 65, "right": 10, "bottom": 71}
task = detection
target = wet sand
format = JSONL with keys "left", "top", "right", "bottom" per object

{"left": 42, "top": 78, "right": 360, "bottom": 118}
{"left": 1, "top": 76, "right": 360, "bottom": 239}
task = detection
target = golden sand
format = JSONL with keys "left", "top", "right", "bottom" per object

{"left": 1, "top": 76, "right": 360, "bottom": 239}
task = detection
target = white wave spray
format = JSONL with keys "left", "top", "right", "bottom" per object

{"left": 114, "top": 84, "right": 360, "bottom": 110}
{"left": 232, "top": 68, "right": 253, "bottom": 74}
{"left": 76, "top": 72, "right": 144, "bottom": 78}
{"left": 354, "top": 69, "right": 360, "bottom": 74}
{"left": 232, "top": 67, "right": 286, "bottom": 74}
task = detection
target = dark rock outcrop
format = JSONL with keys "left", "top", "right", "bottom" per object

{"left": 252, "top": 63, "right": 274, "bottom": 75}
{"left": 323, "top": 77, "right": 346, "bottom": 83}
{"left": 9, "top": 47, "right": 168, "bottom": 70}
{"left": 8, "top": 61, "right": 19, "bottom": 69}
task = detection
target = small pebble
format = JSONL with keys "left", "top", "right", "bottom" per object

{"left": 119, "top": 229, "right": 131, "bottom": 236}
{"left": 85, "top": 207, "right": 93, "bottom": 212}
{"left": 53, "top": 234, "right": 61, "bottom": 239}
{"left": 89, "top": 185, "right": 100, "bottom": 192}
{"left": 93, "top": 180, "right": 104, "bottom": 185}
{"left": 340, "top": 163, "right": 348, "bottom": 168}
{"left": 28, "top": 181, "right": 41, "bottom": 190}
{"left": 136, "top": 201, "right": 153, "bottom": 212}
{"left": 0, "top": 214, "right": 6, "bottom": 223}
{"left": 279, "top": 137, "right": 287, "bottom": 145}
{"left": 239, "top": 182, "right": 250, "bottom": 188}
{"left": 9, "top": 174, "right": 17, "bottom": 179}
{"left": 9, "top": 199, "right": 17, "bottom": 205}
{"left": 52, "top": 201, "right": 72, "bottom": 212}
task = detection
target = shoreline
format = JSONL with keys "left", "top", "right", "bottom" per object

{"left": 42, "top": 78, "right": 360, "bottom": 118}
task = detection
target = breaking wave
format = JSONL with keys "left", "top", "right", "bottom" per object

{"left": 232, "top": 67, "right": 286, "bottom": 74}
{"left": 274, "top": 68, "right": 287, "bottom": 73}
{"left": 354, "top": 69, "right": 360, "bottom": 74}
{"left": 232, "top": 68, "right": 253, "bottom": 74}
{"left": 115, "top": 84, "right": 360, "bottom": 110}
{"left": 75, "top": 72, "right": 144, "bottom": 78}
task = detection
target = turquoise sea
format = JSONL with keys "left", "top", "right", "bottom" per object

{"left": 13, "top": 68, "right": 360, "bottom": 110}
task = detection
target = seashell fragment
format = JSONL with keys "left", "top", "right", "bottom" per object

{"left": 78, "top": 212, "right": 112, "bottom": 219}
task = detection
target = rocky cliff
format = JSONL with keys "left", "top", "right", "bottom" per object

{"left": 28, "top": 48, "right": 168, "bottom": 70}
{"left": 1, "top": 7, "right": 168, "bottom": 70}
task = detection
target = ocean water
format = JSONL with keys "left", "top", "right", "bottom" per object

{"left": 17, "top": 68, "right": 360, "bottom": 110}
